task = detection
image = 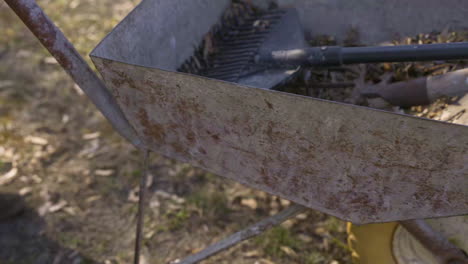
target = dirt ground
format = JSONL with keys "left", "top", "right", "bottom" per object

{"left": 0, "top": 1, "right": 351, "bottom": 264}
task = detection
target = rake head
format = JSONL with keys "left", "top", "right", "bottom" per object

{"left": 179, "top": 3, "right": 307, "bottom": 89}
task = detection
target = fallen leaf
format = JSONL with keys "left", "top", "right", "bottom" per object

{"left": 281, "top": 219, "right": 295, "bottom": 229}
{"left": 18, "top": 186, "right": 33, "bottom": 196}
{"left": 244, "top": 250, "right": 260, "bottom": 258}
{"left": 280, "top": 246, "right": 297, "bottom": 257}
{"left": 138, "top": 253, "right": 149, "bottom": 264}
{"left": 73, "top": 84, "right": 84, "bottom": 96}
{"left": 82, "top": 132, "right": 100, "bottom": 140}
{"left": 155, "top": 190, "right": 172, "bottom": 199}
{"left": 94, "top": 169, "right": 114, "bottom": 177}
{"left": 38, "top": 201, "right": 52, "bottom": 216}
{"left": 49, "top": 200, "right": 68, "bottom": 213}
{"left": 190, "top": 247, "right": 203, "bottom": 254}
{"left": 62, "top": 114, "right": 70, "bottom": 124}
{"left": 144, "top": 230, "right": 155, "bottom": 239}
{"left": 0, "top": 167, "right": 18, "bottom": 185}
{"left": 64, "top": 207, "right": 77, "bottom": 216}
{"left": 31, "top": 174, "right": 42, "bottom": 183}
{"left": 256, "top": 259, "right": 275, "bottom": 264}
{"left": 24, "top": 136, "right": 48, "bottom": 146}
{"left": 298, "top": 234, "right": 313, "bottom": 243}
{"left": 86, "top": 195, "right": 101, "bottom": 203}
{"left": 44, "top": 56, "right": 58, "bottom": 64}
{"left": 296, "top": 213, "right": 308, "bottom": 220}
{"left": 314, "top": 227, "right": 327, "bottom": 235}
{"left": 145, "top": 173, "right": 154, "bottom": 188}
{"left": 167, "top": 203, "right": 182, "bottom": 211}
{"left": 78, "top": 139, "right": 99, "bottom": 158}
{"left": 279, "top": 198, "right": 291, "bottom": 207}
{"left": 128, "top": 188, "right": 139, "bottom": 203}
{"left": 241, "top": 198, "right": 258, "bottom": 210}
{"left": 149, "top": 198, "right": 160, "bottom": 208}
{"left": 171, "top": 195, "right": 185, "bottom": 204}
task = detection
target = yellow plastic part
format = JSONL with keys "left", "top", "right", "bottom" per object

{"left": 347, "top": 222, "right": 399, "bottom": 264}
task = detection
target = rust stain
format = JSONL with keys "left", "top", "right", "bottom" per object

{"left": 260, "top": 167, "right": 274, "bottom": 188}
{"left": 289, "top": 174, "right": 302, "bottom": 191}
{"left": 264, "top": 99, "right": 274, "bottom": 109}
{"left": 176, "top": 98, "right": 204, "bottom": 114}
{"left": 198, "top": 147, "right": 207, "bottom": 155}
{"left": 324, "top": 195, "right": 341, "bottom": 211}
{"left": 229, "top": 113, "right": 259, "bottom": 137}
{"left": 148, "top": 94, "right": 156, "bottom": 104}
{"left": 7, "top": 0, "right": 73, "bottom": 70}
{"left": 137, "top": 108, "right": 166, "bottom": 141}
{"left": 186, "top": 131, "right": 196, "bottom": 145}
{"left": 264, "top": 121, "right": 289, "bottom": 141}
{"left": 123, "top": 95, "right": 130, "bottom": 107}
{"left": 113, "top": 70, "right": 139, "bottom": 90}
{"left": 345, "top": 191, "right": 379, "bottom": 216}
{"left": 111, "top": 78, "right": 126, "bottom": 88}
{"left": 171, "top": 142, "right": 188, "bottom": 155}
{"left": 211, "top": 134, "right": 220, "bottom": 142}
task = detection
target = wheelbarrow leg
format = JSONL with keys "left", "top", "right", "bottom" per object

{"left": 4, "top": 0, "right": 142, "bottom": 148}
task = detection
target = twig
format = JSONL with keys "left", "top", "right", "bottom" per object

{"left": 134, "top": 150, "right": 150, "bottom": 264}
{"left": 177, "top": 203, "right": 306, "bottom": 264}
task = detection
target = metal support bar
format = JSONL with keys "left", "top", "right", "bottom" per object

{"left": 4, "top": 0, "right": 142, "bottom": 148}
{"left": 400, "top": 220, "right": 468, "bottom": 264}
{"left": 134, "top": 150, "right": 150, "bottom": 264}
{"left": 260, "top": 42, "right": 468, "bottom": 67}
{"left": 177, "top": 204, "right": 306, "bottom": 264}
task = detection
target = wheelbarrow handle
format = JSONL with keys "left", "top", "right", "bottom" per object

{"left": 259, "top": 42, "right": 468, "bottom": 67}
{"left": 4, "top": 0, "right": 142, "bottom": 148}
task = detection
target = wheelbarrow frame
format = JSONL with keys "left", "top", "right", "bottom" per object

{"left": 4, "top": 0, "right": 467, "bottom": 263}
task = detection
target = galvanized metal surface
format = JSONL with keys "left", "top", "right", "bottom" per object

{"left": 92, "top": 56, "right": 468, "bottom": 224}
{"left": 5, "top": 0, "right": 142, "bottom": 148}
{"left": 91, "top": 0, "right": 230, "bottom": 71}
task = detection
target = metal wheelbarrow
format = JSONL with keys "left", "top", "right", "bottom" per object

{"left": 5, "top": 0, "right": 468, "bottom": 263}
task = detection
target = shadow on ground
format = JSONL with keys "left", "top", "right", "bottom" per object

{"left": 0, "top": 195, "right": 97, "bottom": 264}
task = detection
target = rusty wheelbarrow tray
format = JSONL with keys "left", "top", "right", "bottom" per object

{"left": 90, "top": 0, "right": 467, "bottom": 224}
{"left": 6, "top": 0, "right": 467, "bottom": 225}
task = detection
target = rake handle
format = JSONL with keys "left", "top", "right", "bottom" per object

{"left": 260, "top": 42, "right": 468, "bottom": 67}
